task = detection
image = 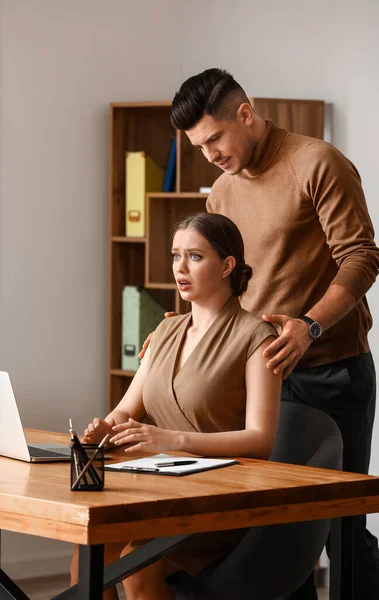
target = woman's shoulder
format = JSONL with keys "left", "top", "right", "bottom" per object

{"left": 235, "top": 307, "right": 278, "bottom": 338}
{"left": 153, "top": 312, "right": 190, "bottom": 340}
{"left": 233, "top": 308, "right": 277, "bottom": 359}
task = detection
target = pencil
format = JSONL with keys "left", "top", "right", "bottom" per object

{"left": 69, "top": 418, "right": 101, "bottom": 487}
{"left": 71, "top": 433, "right": 109, "bottom": 491}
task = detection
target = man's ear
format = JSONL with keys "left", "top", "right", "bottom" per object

{"left": 222, "top": 256, "right": 236, "bottom": 279}
{"left": 236, "top": 102, "right": 254, "bottom": 127}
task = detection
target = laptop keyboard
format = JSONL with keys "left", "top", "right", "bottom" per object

{"left": 28, "top": 446, "right": 69, "bottom": 458}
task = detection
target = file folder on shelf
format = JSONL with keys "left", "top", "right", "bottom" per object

{"left": 122, "top": 286, "right": 166, "bottom": 372}
{"left": 125, "top": 152, "right": 163, "bottom": 237}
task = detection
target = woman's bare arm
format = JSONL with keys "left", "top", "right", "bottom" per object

{"left": 111, "top": 337, "right": 282, "bottom": 459}
{"left": 84, "top": 349, "right": 149, "bottom": 443}
{"left": 107, "top": 348, "right": 149, "bottom": 423}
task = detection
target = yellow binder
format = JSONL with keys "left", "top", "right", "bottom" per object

{"left": 125, "top": 152, "right": 163, "bottom": 237}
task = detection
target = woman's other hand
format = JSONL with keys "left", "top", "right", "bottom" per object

{"left": 109, "top": 419, "right": 180, "bottom": 453}
{"left": 83, "top": 417, "right": 116, "bottom": 444}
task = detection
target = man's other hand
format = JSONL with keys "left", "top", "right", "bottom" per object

{"left": 138, "top": 311, "right": 178, "bottom": 359}
{"left": 138, "top": 332, "right": 153, "bottom": 360}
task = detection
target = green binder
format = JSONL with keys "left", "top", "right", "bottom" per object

{"left": 122, "top": 286, "right": 166, "bottom": 372}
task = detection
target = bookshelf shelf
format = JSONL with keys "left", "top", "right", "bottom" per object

{"left": 144, "top": 283, "right": 177, "bottom": 290}
{"left": 111, "top": 369, "right": 136, "bottom": 378}
{"left": 112, "top": 236, "right": 146, "bottom": 244}
{"left": 107, "top": 98, "right": 324, "bottom": 411}
{"left": 145, "top": 193, "right": 207, "bottom": 287}
{"left": 147, "top": 192, "right": 208, "bottom": 199}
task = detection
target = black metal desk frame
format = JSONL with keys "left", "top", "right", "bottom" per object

{"left": 0, "top": 516, "right": 354, "bottom": 600}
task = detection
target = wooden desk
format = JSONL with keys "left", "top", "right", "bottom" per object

{"left": 1, "top": 429, "right": 379, "bottom": 599}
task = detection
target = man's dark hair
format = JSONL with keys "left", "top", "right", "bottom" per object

{"left": 171, "top": 68, "right": 250, "bottom": 131}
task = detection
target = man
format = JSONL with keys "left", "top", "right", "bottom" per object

{"left": 170, "top": 68, "right": 379, "bottom": 599}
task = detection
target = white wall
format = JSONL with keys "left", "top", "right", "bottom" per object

{"left": 1, "top": 0, "right": 379, "bottom": 581}
{"left": 181, "top": 0, "right": 379, "bottom": 530}
{"left": 0, "top": 0, "right": 182, "bottom": 578}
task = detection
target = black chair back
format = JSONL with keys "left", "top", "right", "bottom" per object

{"left": 170, "top": 401, "right": 343, "bottom": 600}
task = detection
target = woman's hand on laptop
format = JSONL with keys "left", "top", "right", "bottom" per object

{"left": 84, "top": 417, "right": 116, "bottom": 445}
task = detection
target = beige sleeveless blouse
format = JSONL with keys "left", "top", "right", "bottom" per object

{"left": 143, "top": 296, "right": 277, "bottom": 434}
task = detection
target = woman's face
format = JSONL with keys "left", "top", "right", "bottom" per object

{"left": 171, "top": 227, "right": 232, "bottom": 302}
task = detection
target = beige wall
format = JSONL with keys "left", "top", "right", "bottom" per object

{"left": 0, "top": 0, "right": 182, "bottom": 577}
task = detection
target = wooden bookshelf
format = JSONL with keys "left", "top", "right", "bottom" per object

{"left": 107, "top": 99, "right": 325, "bottom": 410}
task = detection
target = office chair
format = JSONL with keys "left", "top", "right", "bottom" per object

{"left": 168, "top": 401, "right": 343, "bottom": 600}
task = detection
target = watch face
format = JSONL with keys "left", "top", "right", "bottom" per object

{"left": 309, "top": 321, "right": 322, "bottom": 339}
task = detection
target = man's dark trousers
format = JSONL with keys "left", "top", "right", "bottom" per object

{"left": 282, "top": 352, "right": 378, "bottom": 600}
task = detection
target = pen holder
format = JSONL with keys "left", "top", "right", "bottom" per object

{"left": 70, "top": 443, "right": 105, "bottom": 491}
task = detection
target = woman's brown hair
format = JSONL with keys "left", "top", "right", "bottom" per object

{"left": 173, "top": 213, "right": 252, "bottom": 297}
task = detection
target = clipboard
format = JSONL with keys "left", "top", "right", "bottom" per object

{"left": 104, "top": 453, "right": 238, "bottom": 476}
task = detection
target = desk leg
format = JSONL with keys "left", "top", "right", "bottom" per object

{"left": 0, "top": 530, "right": 32, "bottom": 600}
{"left": 53, "top": 534, "right": 194, "bottom": 600}
{"left": 77, "top": 544, "right": 104, "bottom": 600}
{"left": 329, "top": 516, "right": 354, "bottom": 600}
{"left": 0, "top": 569, "right": 30, "bottom": 600}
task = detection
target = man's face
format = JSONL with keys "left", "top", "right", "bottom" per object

{"left": 186, "top": 111, "right": 254, "bottom": 175}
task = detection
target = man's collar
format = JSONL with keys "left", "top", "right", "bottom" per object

{"left": 242, "top": 120, "right": 287, "bottom": 177}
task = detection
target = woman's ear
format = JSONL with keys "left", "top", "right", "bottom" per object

{"left": 222, "top": 256, "right": 236, "bottom": 279}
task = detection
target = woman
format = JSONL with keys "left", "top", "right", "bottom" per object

{"left": 72, "top": 213, "right": 281, "bottom": 600}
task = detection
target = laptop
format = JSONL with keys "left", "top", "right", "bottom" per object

{"left": 0, "top": 371, "right": 71, "bottom": 462}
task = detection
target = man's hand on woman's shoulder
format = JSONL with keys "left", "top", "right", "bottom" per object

{"left": 138, "top": 311, "right": 179, "bottom": 359}
{"left": 262, "top": 313, "right": 312, "bottom": 379}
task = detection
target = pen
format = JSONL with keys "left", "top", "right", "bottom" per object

{"left": 71, "top": 431, "right": 109, "bottom": 490}
{"left": 70, "top": 418, "right": 90, "bottom": 484}
{"left": 69, "top": 419, "right": 81, "bottom": 480}
{"left": 155, "top": 460, "right": 198, "bottom": 467}
{"left": 69, "top": 418, "right": 98, "bottom": 486}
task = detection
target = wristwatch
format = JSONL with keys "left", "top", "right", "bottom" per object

{"left": 299, "top": 316, "right": 322, "bottom": 340}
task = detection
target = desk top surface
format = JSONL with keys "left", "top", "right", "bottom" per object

{"left": 1, "top": 429, "right": 379, "bottom": 545}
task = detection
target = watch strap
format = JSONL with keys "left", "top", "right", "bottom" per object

{"left": 299, "top": 316, "right": 314, "bottom": 327}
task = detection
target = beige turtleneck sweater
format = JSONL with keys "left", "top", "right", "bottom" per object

{"left": 207, "top": 121, "right": 379, "bottom": 368}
